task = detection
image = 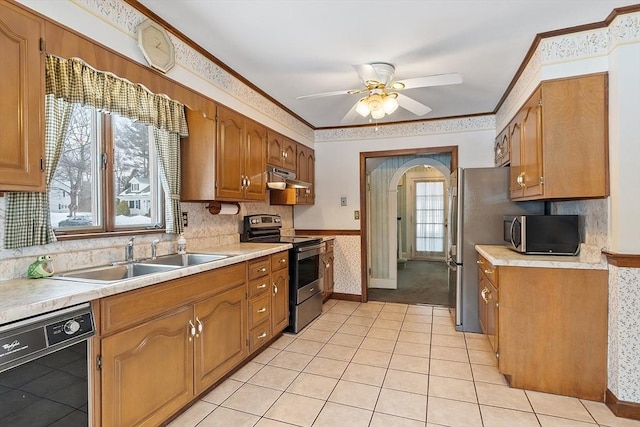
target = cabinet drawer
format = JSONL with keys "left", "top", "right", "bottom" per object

{"left": 248, "top": 257, "right": 270, "bottom": 280}
{"left": 248, "top": 293, "right": 270, "bottom": 328}
{"left": 249, "top": 321, "right": 271, "bottom": 353}
{"left": 248, "top": 277, "right": 270, "bottom": 298}
{"left": 477, "top": 254, "right": 498, "bottom": 287}
{"left": 271, "top": 252, "right": 288, "bottom": 272}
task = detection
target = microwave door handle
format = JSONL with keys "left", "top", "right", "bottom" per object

{"left": 510, "top": 217, "right": 517, "bottom": 247}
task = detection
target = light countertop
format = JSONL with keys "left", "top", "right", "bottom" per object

{"left": 0, "top": 242, "right": 291, "bottom": 325}
{"left": 475, "top": 244, "right": 608, "bottom": 270}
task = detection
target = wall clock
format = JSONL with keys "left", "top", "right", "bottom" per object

{"left": 137, "top": 19, "right": 175, "bottom": 73}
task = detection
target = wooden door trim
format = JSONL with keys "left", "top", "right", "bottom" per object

{"left": 359, "top": 146, "right": 458, "bottom": 302}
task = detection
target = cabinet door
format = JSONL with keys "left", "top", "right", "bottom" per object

{"left": 282, "top": 137, "right": 297, "bottom": 171}
{"left": 296, "top": 145, "right": 315, "bottom": 204}
{"left": 509, "top": 115, "right": 524, "bottom": 199}
{"left": 194, "top": 284, "right": 247, "bottom": 394}
{"left": 520, "top": 89, "right": 543, "bottom": 198}
{"left": 216, "top": 106, "right": 245, "bottom": 200}
{"left": 181, "top": 108, "right": 216, "bottom": 201}
{"left": 0, "top": 2, "right": 44, "bottom": 192}
{"left": 102, "top": 306, "right": 194, "bottom": 427}
{"left": 486, "top": 280, "right": 498, "bottom": 354}
{"left": 494, "top": 127, "right": 509, "bottom": 167}
{"left": 271, "top": 267, "right": 289, "bottom": 333}
{"left": 478, "top": 270, "right": 489, "bottom": 334}
{"left": 244, "top": 119, "right": 267, "bottom": 201}
{"left": 267, "top": 131, "right": 286, "bottom": 168}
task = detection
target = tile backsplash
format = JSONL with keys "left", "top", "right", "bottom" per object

{"left": 0, "top": 196, "right": 292, "bottom": 281}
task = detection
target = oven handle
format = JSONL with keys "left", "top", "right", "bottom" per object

{"left": 296, "top": 243, "right": 325, "bottom": 260}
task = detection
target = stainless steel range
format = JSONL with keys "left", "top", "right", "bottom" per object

{"left": 241, "top": 214, "right": 324, "bottom": 333}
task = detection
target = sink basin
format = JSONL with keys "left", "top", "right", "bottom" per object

{"left": 53, "top": 262, "right": 179, "bottom": 284}
{"left": 141, "top": 253, "right": 229, "bottom": 267}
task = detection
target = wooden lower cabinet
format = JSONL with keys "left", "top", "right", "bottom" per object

{"left": 99, "top": 264, "right": 248, "bottom": 426}
{"left": 271, "top": 254, "right": 289, "bottom": 333}
{"left": 477, "top": 252, "right": 608, "bottom": 401}
{"left": 101, "top": 306, "right": 194, "bottom": 427}
{"left": 194, "top": 285, "right": 247, "bottom": 394}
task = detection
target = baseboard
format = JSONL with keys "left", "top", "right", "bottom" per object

{"left": 606, "top": 389, "right": 640, "bottom": 420}
{"left": 329, "top": 292, "right": 363, "bottom": 302}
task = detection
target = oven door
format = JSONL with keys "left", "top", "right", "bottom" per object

{"left": 291, "top": 243, "right": 324, "bottom": 304}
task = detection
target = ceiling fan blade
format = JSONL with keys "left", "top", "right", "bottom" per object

{"left": 397, "top": 93, "right": 432, "bottom": 116}
{"left": 296, "top": 89, "right": 357, "bottom": 100}
{"left": 394, "top": 73, "right": 463, "bottom": 90}
{"left": 340, "top": 101, "right": 361, "bottom": 124}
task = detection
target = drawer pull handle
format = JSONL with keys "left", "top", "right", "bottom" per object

{"left": 325, "top": 262, "right": 330, "bottom": 269}
{"left": 257, "top": 307, "right": 267, "bottom": 313}
{"left": 516, "top": 172, "right": 526, "bottom": 187}
{"left": 484, "top": 268, "right": 495, "bottom": 274}
{"left": 279, "top": 258, "right": 286, "bottom": 264}
{"left": 257, "top": 283, "right": 267, "bottom": 289}
{"left": 258, "top": 332, "right": 267, "bottom": 339}
{"left": 258, "top": 267, "right": 267, "bottom": 273}
{"left": 273, "top": 283, "right": 278, "bottom": 295}
{"left": 477, "top": 259, "right": 484, "bottom": 265}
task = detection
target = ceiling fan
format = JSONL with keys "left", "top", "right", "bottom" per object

{"left": 297, "top": 62, "right": 463, "bottom": 123}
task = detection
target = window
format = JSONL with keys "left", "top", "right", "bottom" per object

{"left": 51, "top": 105, "right": 163, "bottom": 233}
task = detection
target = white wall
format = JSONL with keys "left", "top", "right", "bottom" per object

{"left": 295, "top": 127, "right": 495, "bottom": 230}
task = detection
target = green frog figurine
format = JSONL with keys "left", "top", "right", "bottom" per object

{"left": 27, "top": 255, "right": 55, "bottom": 278}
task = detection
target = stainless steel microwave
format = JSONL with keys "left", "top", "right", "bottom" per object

{"left": 504, "top": 215, "right": 580, "bottom": 255}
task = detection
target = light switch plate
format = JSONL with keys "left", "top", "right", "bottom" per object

{"left": 182, "top": 212, "right": 188, "bottom": 227}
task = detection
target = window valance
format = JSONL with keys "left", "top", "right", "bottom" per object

{"left": 45, "top": 55, "right": 188, "bottom": 136}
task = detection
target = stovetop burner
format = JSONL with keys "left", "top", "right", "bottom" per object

{"left": 240, "top": 214, "right": 322, "bottom": 247}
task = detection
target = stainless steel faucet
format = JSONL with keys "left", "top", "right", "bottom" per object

{"left": 151, "top": 239, "right": 160, "bottom": 260}
{"left": 125, "top": 237, "right": 135, "bottom": 262}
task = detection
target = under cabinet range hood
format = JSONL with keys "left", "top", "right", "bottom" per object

{"left": 266, "top": 166, "right": 311, "bottom": 190}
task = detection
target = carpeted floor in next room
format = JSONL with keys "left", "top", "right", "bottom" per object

{"left": 368, "top": 260, "right": 449, "bottom": 306}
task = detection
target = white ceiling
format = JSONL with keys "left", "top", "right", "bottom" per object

{"left": 137, "top": 0, "right": 635, "bottom": 129}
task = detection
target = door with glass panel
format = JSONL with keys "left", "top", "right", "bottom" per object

{"left": 413, "top": 180, "right": 446, "bottom": 259}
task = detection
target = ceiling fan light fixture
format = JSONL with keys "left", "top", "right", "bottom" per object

{"left": 356, "top": 97, "right": 371, "bottom": 117}
{"left": 371, "top": 108, "right": 385, "bottom": 120}
{"left": 390, "top": 82, "right": 405, "bottom": 90}
{"left": 383, "top": 93, "right": 399, "bottom": 114}
{"left": 367, "top": 94, "right": 384, "bottom": 113}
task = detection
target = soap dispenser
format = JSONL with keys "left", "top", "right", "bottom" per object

{"left": 177, "top": 233, "right": 187, "bottom": 254}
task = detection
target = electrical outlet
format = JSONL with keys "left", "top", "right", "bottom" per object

{"left": 340, "top": 196, "right": 347, "bottom": 206}
{"left": 182, "top": 211, "right": 188, "bottom": 227}
{"left": 354, "top": 210, "right": 360, "bottom": 220}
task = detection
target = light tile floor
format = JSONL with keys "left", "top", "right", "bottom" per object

{"left": 169, "top": 300, "right": 640, "bottom": 427}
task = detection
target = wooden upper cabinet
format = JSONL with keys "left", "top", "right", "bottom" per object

{"left": 181, "top": 108, "right": 216, "bottom": 201}
{"left": 215, "top": 106, "right": 266, "bottom": 201}
{"left": 509, "top": 74, "right": 608, "bottom": 201}
{"left": 267, "top": 131, "right": 296, "bottom": 171}
{"left": 297, "top": 145, "right": 315, "bottom": 204}
{"left": 216, "top": 105, "right": 245, "bottom": 200}
{"left": 244, "top": 119, "right": 267, "bottom": 201}
{"left": 494, "top": 126, "right": 510, "bottom": 167}
{"left": 0, "top": 2, "right": 45, "bottom": 192}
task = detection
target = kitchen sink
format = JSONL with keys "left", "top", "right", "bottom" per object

{"left": 141, "top": 253, "right": 229, "bottom": 267}
{"left": 53, "top": 262, "right": 179, "bottom": 284}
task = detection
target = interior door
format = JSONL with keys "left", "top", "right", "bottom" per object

{"left": 412, "top": 180, "right": 446, "bottom": 260}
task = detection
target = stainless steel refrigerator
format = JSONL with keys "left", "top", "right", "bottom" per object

{"left": 447, "top": 167, "right": 543, "bottom": 333}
